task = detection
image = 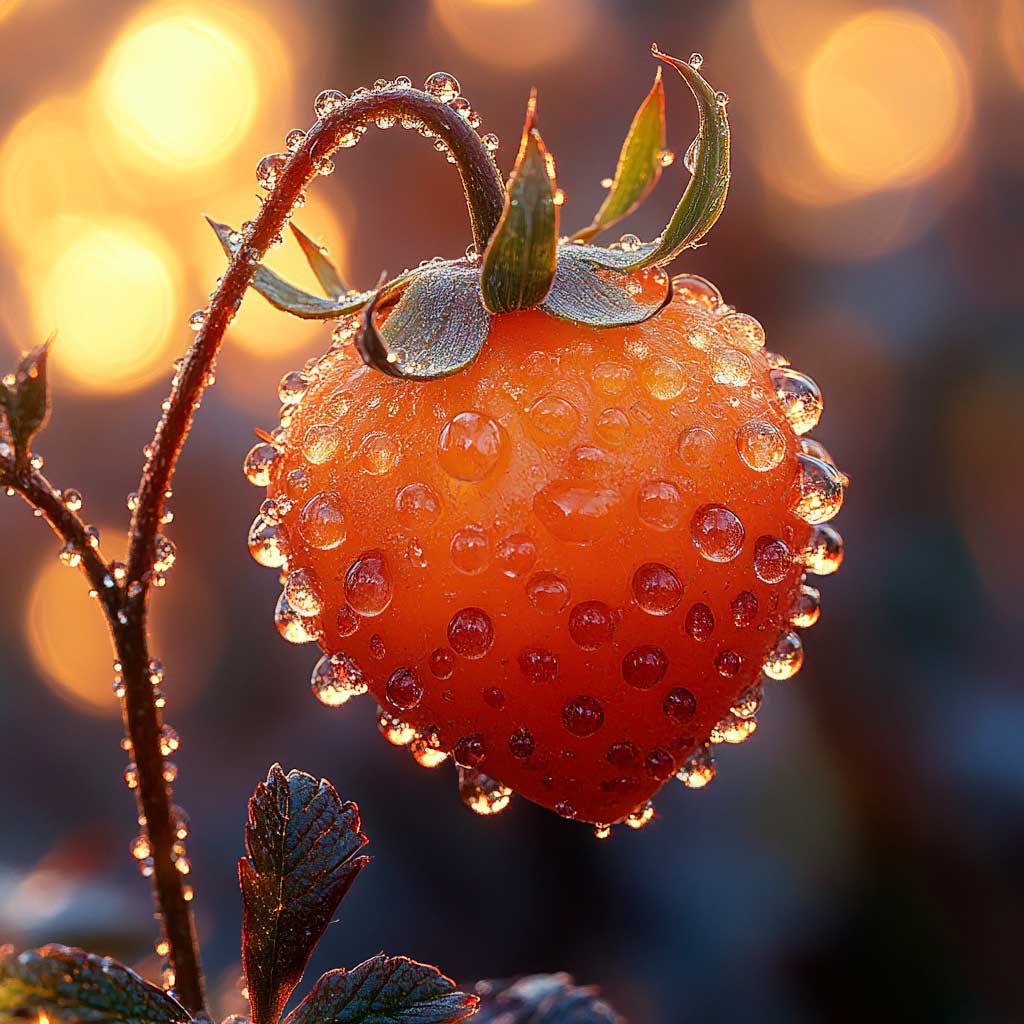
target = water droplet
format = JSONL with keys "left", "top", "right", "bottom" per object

{"left": 711, "top": 714, "right": 757, "bottom": 744}
{"left": 448, "top": 607, "right": 494, "bottom": 659}
{"left": 731, "top": 684, "right": 762, "bottom": 720}
{"left": 626, "top": 801, "right": 656, "bottom": 828}
{"left": 130, "top": 834, "right": 151, "bottom": 860}
{"left": 754, "top": 535, "right": 792, "bottom": 584}
{"left": 711, "top": 345, "right": 752, "bottom": 387}
{"left": 689, "top": 52, "right": 704, "bottom": 70}
{"left": 594, "top": 408, "right": 630, "bottom": 447}
{"left": 801, "top": 524, "right": 844, "bottom": 575}
{"left": 344, "top": 551, "right": 392, "bottom": 616}
{"left": 526, "top": 571, "right": 571, "bottom": 613}
{"left": 677, "top": 745, "right": 716, "bottom": 788}
{"left": 302, "top": 423, "right": 340, "bottom": 465}
{"left": 285, "top": 567, "right": 322, "bottom": 616}
{"left": 534, "top": 479, "right": 621, "bottom": 543}
{"left": 562, "top": 695, "right": 605, "bottom": 737}
{"left": 386, "top": 667, "right": 423, "bottom": 710}
{"left": 690, "top": 504, "right": 744, "bottom": 562}
{"left": 591, "top": 360, "right": 631, "bottom": 396}
{"left": 518, "top": 647, "right": 558, "bottom": 681}
{"left": 658, "top": 148, "right": 675, "bottom": 167}
{"left": 641, "top": 355, "right": 685, "bottom": 400}
{"left": 243, "top": 442, "right": 279, "bottom": 487}
{"left": 735, "top": 420, "right": 786, "bottom": 471}
{"left": 62, "top": 488, "right": 83, "bottom": 511}
{"left": 632, "top": 562, "right": 683, "bottom": 615}
{"left": 684, "top": 602, "right": 715, "bottom": 640}
{"left": 314, "top": 89, "right": 347, "bottom": 118}
{"left": 673, "top": 273, "right": 722, "bottom": 310}
{"left": 622, "top": 645, "right": 668, "bottom": 690}
{"left": 450, "top": 524, "right": 491, "bottom": 574}
{"left": 411, "top": 735, "right": 449, "bottom": 768}
{"left": 337, "top": 605, "right": 360, "bottom": 637}
{"left": 714, "top": 649, "right": 742, "bottom": 677}
{"left": 248, "top": 514, "right": 288, "bottom": 567}
{"left": 568, "top": 601, "right": 615, "bottom": 650}
{"left": 311, "top": 652, "right": 367, "bottom": 706}
{"left": 256, "top": 152, "right": 289, "bottom": 190}
{"left": 495, "top": 533, "right": 537, "bottom": 577}
{"left": 429, "top": 647, "right": 455, "bottom": 678}
{"left": 764, "top": 630, "right": 804, "bottom": 680}
{"left": 790, "top": 453, "right": 844, "bottom": 524}
{"left": 188, "top": 309, "right": 207, "bottom": 331}
{"left": 731, "top": 590, "right": 759, "bottom": 627}
{"left": 378, "top": 709, "right": 416, "bottom": 746}
{"left": 285, "top": 128, "right": 306, "bottom": 151}
{"left": 159, "top": 725, "right": 180, "bottom": 756}
{"left": 395, "top": 482, "right": 442, "bottom": 526}
{"left": 299, "top": 491, "right": 347, "bottom": 550}
{"left": 663, "top": 687, "right": 697, "bottom": 724}
{"left": 526, "top": 393, "right": 579, "bottom": 441}
{"left": 437, "top": 411, "right": 503, "bottom": 481}
{"left": 637, "top": 479, "right": 683, "bottom": 530}
{"left": 278, "top": 370, "right": 309, "bottom": 405}
{"left": 619, "top": 233, "right": 642, "bottom": 252}
{"left": 424, "top": 71, "right": 460, "bottom": 102}
{"left": 509, "top": 727, "right": 535, "bottom": 758}
{"left": 357, "top": 431, "right": 400, "bottom": 475}
{"left": 482, "top": 132, "right": 500, "bottom": 152}
{"left": 482, "top": 686, "right": 505, "bottom": 709}
{"left": 453, "top": 733, "right": 486, "bottom": 768}
{"left": 790, "top": 583, "right": 821, "bottom": 628}
{"left": 677, "top": 426, "right": 717, "bottom": 467}
{"left": 771, "top": 367, "right": 822, "bottom": 435}
{"left": 275, "top": 592, "right": 320, "bottom": 644}
{"left": 459, "top": 768, "right": 512, "bottom": 815}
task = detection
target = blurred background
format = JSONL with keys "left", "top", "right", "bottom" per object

{"left": 1, "top": 0, "right": 1021, "bottom": 1020}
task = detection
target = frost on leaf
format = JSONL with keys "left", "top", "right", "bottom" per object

{"left": 472, "top": 973, "right": 622, "bottom": 1024}
{"left": 283, "top": 955, "right": 478, "bottom": 1024}
{"left": 0, "top": 944, "right": 190, "bottom": 1024}
{"left": 240, "top": 764, "right": 370, "bottom": 1024}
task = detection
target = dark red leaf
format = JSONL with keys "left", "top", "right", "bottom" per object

{"left": 472, "top": 973, "right": 622, "bottom": 1023}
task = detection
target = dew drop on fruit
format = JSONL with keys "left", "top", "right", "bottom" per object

{"left": 753, "top": 535, "right": 792, "bottom": 584}
{"left": 311, "top": 652, "right": 366, "bottom": 706}
{"left": 722, "top": 313, "right": 766, "bottom": 349}
{"left": 448, "top": 607, "right": 494, "bottom": 659}
{"left": 344, "top": 551, "right": 392, "bottom": 616}
{"left": 562, "top": 695, "right": 605, "bottom": 737}
{"left": 459, "top": 768, "right": 512, "bottom": 815}
{"left": 730, "top": 684, "right": 762, "bottom": 719}
{"left": 526, "top": 393, "right": 579, "bottom": 441}
{"left": 386, "top": 667, "right": 423, "bottom": 710}
{"left": 646, "top": 748, "right": 675, "bottom": 781}
{"left": 771, "top": 367, "right": 823, "bottom": 435}
{"left": 495, "top": 533, "right": 538, "bottom": 578}
{"left": 790, "top": 453, "right": 845, "bottom": 524}
{"left": 534, "top": 480, "right": 621, "bottom": 543}
{"left": 622, "top": 645, "right": 668, "bottom": 690}
{"left": 591, "top": 359, "right": 632, "bottom": 396}
{"left": 637, "top": 479, "right": 683, "bottom": 530}
{"left": 802, "top": 523, "right": 844, "bottom": 575}
{"left": 450, "top": 525, "right": 491, "bottom": 574}
{"left": 453, "top": 732, "right": 486, "bottom": 767}
{"left": 672, "top": 273, "right": 721, "bottom": 311}
{"left": 684, "top": 602, "right": 715, "bottom": 640}
{"left": 395, "top": 482, "right": 442, "bottom": 526}
{"left": 677, "top": 426, "right": 717, "bottom": 467}
{"left": 285, "top": 567, "right": 323, "bottom": 617}
{"left": 518, "top": 647, "right": 558, "bottom": 681}
{"left": 715, "top": 649, "right": 743, "bottom": 677}
{"left": 790, "top": 583, "right": 821, "bottom": 628}
{"left": 509, "top": 727, "right": 535, "bottom": 758}
{"left": 711, "top": 714, "right": 757, "bottom": 744}
{"left": 275, "top": 592, "right": 320, "bottom": 644}
{"left": 337, "top": 604, "right": 360, "bottom": 637}
{"left": 357, "top": 431, "right": 401, "bottom": 475}
{"left": 411, "top": 736, "right": 449, "bottom": 768}
{"left": 278, "top": 370, "right": 309, "bottom": 405}
{"left": 594, "top": 408, "right": 630, "bottom": 447}
{"left": 735, "top": 420, "right": 786, "bottom": 472}
{"left": 607, "top": 740, "right": 639, "bottom": 768}
{"left": 314, "top": 88, "right": 346, "bottom": 118}
{"left": 711, "top": 345, "right": 752, "bottom": 387}
{"left": 378, "top": 709, "right": 416, "bottom": 746}
{"left": 568, "top": 601, "right": 615, "bottom": 650}
{"left": 663, "top": 686, "right": 697, "bottom": 724}
{"left": 690, "top": 504, "right": 744, "bottom": 562}
{"left": 677, "top": 745, "right": 716, "bottom": 788}
{"left": 429, "top": 647, "right": 455, "bottom": 678}
{"left": 243, "top": 442, "right": 278, "bottom": 487}
{"left": 626, "top": 802, "right": 656, "bottom": 829}
{"left": 632, "top": 562, "right": 683, "bottom": 615}
{"left": 641, "top": 355, "right": 685, "bottom": 400}
{"left": 248, "top": 514, "right": 288, "bottom": 567}
{"left": 763, "top": 630, "right": 804, "bottom": 680}
{"left": 437, "top": 411, "right": 503, "bottom": 481}
{"left": 299, "top": 491, "right": 347, "bottom": 550}
{"left": 526, "top": 571, "right": 571, "bottom": 613}
{"left": 424, "top": 71, "right": 460, "bottom": 102}
{"left": 302, "top": 423, "right": 340, "bottom": 465}
{"left": 731, "top": 589, "right": 759, "bottom": 627}
{"left": 285, "top": 467, "right": 310, "bottom": 499}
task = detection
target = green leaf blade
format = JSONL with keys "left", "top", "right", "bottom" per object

{"left": 480, "top": 93, "right": 559, "bottom": 314}
{"left": 283, "top": 955, "right": 477, "bottom": 1024}
{"left": 0, "top": 945, "right": 191, "bottom": 1024}
{"left": 573, "top": 68, "right": 666, "bottom": 243}
{"left": 291, "top": 223, "right": 348, "bottom": 297}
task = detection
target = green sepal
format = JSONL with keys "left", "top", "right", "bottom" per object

{"left": 542, "top": 243, "right": 673, "bottom": 327}
{"left": 572, "top": 68, "right": 666, "bottom": 243}
{"left": 355, "top": 262, "right": 492, "bottom": 380}
{"left": 206, "top": 218, "right": 370, "bottom": 320}
{"left": 290, "top": 223, "right": 348, "bottom": 297}
{"left": 480, "top": 92, "right": 559, "bottom": 314}
{"left": 0, "top": 339, "right": 52, "bottom": 469}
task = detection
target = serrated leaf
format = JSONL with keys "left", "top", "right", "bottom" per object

{"left": 283, "top": 955, "right": 477, "bottom": 1024}
{"left": 573, "top": 68, "right": 666, "bottom": 243}
{"left": 291, "top": 224, "right": 348, "bottom": 298}
{"left": 206, "top": 218, "right": 369, "bottom": 320}
{"left": 240, "top": 765, "right": 370, "bottom": 1024}
{"left": 480, "top": 92, "right": 559, "bottom": 314}
{"left": 0, "top": 944, "right": 190, "bottom": 1024}
{"left": 355, "top": 263, "right": 492, "bottom": 381}
{"left": 472, "top": 974, "right": 621, "bottom": 1024}
{"left": 541, "top": 243, "right": 672, "bottom": 327}
{"left": 0, "top": 340, "right": 52, "bottom": 467}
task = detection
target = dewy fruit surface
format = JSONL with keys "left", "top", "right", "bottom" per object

{"left": 251, "top": 279, "right": 841, "bottom": 827}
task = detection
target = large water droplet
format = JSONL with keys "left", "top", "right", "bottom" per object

{"left": 637, "top": 479, "right": 683, "bottom": 530}
{"left": 243, "top": 442, "right": 279, "bottom": 487}
{"left": 459, "top": 768, "right": 512, "bottom": 815}
{"left": 690, "top": 504, "right": 744, "bottom": 562}
{"left": 753, "top": 535, "right": 792, "bottom": 584}
{"left": 395, "top": 482, "right": 441, "bottom": 526}
{"left": 311, "top": 652, "right": 366, "bottom": 706}
{"left": 677, "top": 426, "right": 717, "bottom": 467}
{"left": 801, "top": 524, "right": 844, "bottom": 575}
{"left": 424, "top": 71, "right": 460, "bottom": 102}
{"left": 771, "top": 367, "right": 823, "bottom": 435}
{"left": 622, "top": 645, "right": 667, "bottom": 690}
{"left": 284, "top": 568, "right": 322, "bottom": 617}
{"left": 562, "top": 695, "right": 605, "bottom": 737}
{"left": 386, "top": 667, "right": 423, "bottom": 710}
{"left": 448, "top": 607, "right": 494, "bottom": 659}
{"left": 344, "top": 551, "right": 393, "bottom": 616}
{"left": 525, "top": 571, "right": 571, "bottom": 613}
{"left": 450, "top": 524, "right": 491, "bottom": 574}
{"left": 735, "top": 420, "right": 786, "bottom": 471}
{"left": 568, "top": 601, "right": 615, "bottom": 650}
{"left": 763, "top": 630, "right": 804, "bottom": 680}
{"left": 526, "top": 393, "right": 579, "bottom": 441}
{"left": 437, "top": 411, "right": 503, "bottom": 481}
{"left": 632, "top": 562, "right": 683, "bottom": 615}
{"left": 248, "top": 514, "right": 288, "bottom": 567}
{"left": 299, "top": 491, "right": 347, "bottom": 550}
{"left": 790, "top": 453, "right": 844, "bottom": 524}
{"left": 275, "top": 592, "right": 319, "bottom": 644}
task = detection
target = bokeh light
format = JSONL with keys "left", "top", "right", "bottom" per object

{"left": 1000, "top": 0, "right": 1024, "bottom": 89}
{"left": 749, "top": 0, "right": 854, "bottom": 81}
{"left": 802, "top": 10, "right": 970, "bottom": 194}
{"left": 26, "top": 217, "right": 182, "bottom": 393}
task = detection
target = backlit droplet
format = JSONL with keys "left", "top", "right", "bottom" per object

{"left": 763, "top": 630, "right": 804, "bottom": 680}
{"left": 731, "top": 590, "right": 759, "bottom": 627}
{"left": 459, "top": 768, "right": 512, "bottom": 815}
{"left": 248, "top": 515, "right": 288, "bottom": 568}
{"left": 722, "top": 312, "right": 766, "bottom": 349}
{"left": 285, "top": 568, "right": 322, "bottom": 617}
{"left": 691, "top": 504, "right": 744, "bottom": 562}
{"left": 678, "top": 426, "right": 717, "bottom": 467}
{"left": 425, "top": 71, "right": 460, "bottom": 102}
{"left": 568, "top": 601, "right": 615, "bottom": 650}
{"left": 311, "top": 652, "right": 366, "bottom": 706}
{"left": 509, "top": 727, "right": 535, "bottom": 758}
{"left": 256, "top": 152, "right": 289, "bottom": 190}
{"left": 278, "top": 370, "right": 309, "bottom": 405}
{"left": 448, "top": 607, "right": 494, "bottom": 659}
{"left": 412, "top": 736, "right": 448, "bottom": 768}
{"left": 642, "top": 355, "right": 685, "bottom": 400}
{"left": 302, "top": 423, "right": 340, "bottom": 465}
{"left": 730, "top": 684, "right": 762, "bottom": 719}
{"left": 663, "top": 687, "right": 697, "bottom": 724}
{"left": 519, "top": 647, "right": 558, "bottom": 682}
{"left": 344, "top": 550, "right": 392, "bottom": 616}
{"left": 672, "top": 273, "right": 721, "bottom": 310}
{"left": 526, "top": 571, "right": 571, "bottom": 613}
{"left": 684, "top": 602, "right": 715, "bottom": 640}
{"left": 450, "top": 525, "right": 491, "bottom": 574}
{"left": 678, "top": 745, "right": 716, "bottom": 788}
{"left": 771, "top": 368, "right": 823, "bottom": 435}
{"left": 386, "top": 667, "right": 423, "bottom": 710}
{"left": 753, "top": 535, "right": 792, "bottom": 584}
{"left": 378, "top": 709, "right": 416, "bottom": 746}
{"left": 790, "top": 583, "right": 821, "bottom": 628}
{"left": 637, "top": 480, "right": 683, "bottom": 530}
{"left": 526, "top": 394, "right": 579, "bottom": 441}
{"left": 802, "top": 524, "right": 844, "bottom": 575}
{"left": 438, "top": 411, "right": 503, "bottom": 481}
{"left": 534, "top": 480, "right": 621, "bottom": 543}
{"left": 314, "top": 88, "right": 346, "bottom": 118}
{"left": 791, "top": 453, "right": 845, "bottom": 524}
{"left": 395, "top": 482, "right": 441, "bottom": 526}
{"left": 495, "top": 533, "right": 537, "bottom": 577}
{"left": 594, "top": 408, "right": 630, "bottom": 447}
{"left": 357, "top": 431, "right": 400, "bottom": 475}
{"left": 243, "top": 442, "right": 278, "bottom": 486}
{"left": 299, "top": 491, "right": 347, "bottom": 550}
{"left": 429, "top": 647, "right": 455, "bottom": 678}
{"left": 626, "top": 802, "right": 656, "bottom": 828}
{"left": 562, "top": 695, "right": 605, "bottom": 737}
{"left": 275, "top": 592, "right": 320, "bottom": 644}
{"left": 736, "top": 420, "right": 786, "bottom": 471}
{"left": 632, "top": 562, "right": 683, "bottom": 615}
{"left": 592, "top": 359, "right": 631, "bottom": 396}
{"left": 622, "top": 645, "right": 668, "bottom": 690}
{"left": 711, "top": 714, "right": 757, "bottom": 744}
{"left": 453, "top": 732, "right": 486, "bottom": 768}
{"left": 715, "top": 649, "right": 742, "bottom": 677}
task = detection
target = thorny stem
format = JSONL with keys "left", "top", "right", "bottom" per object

{"left": 2, "top": 85, "right": 505, "bottom": 1019}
